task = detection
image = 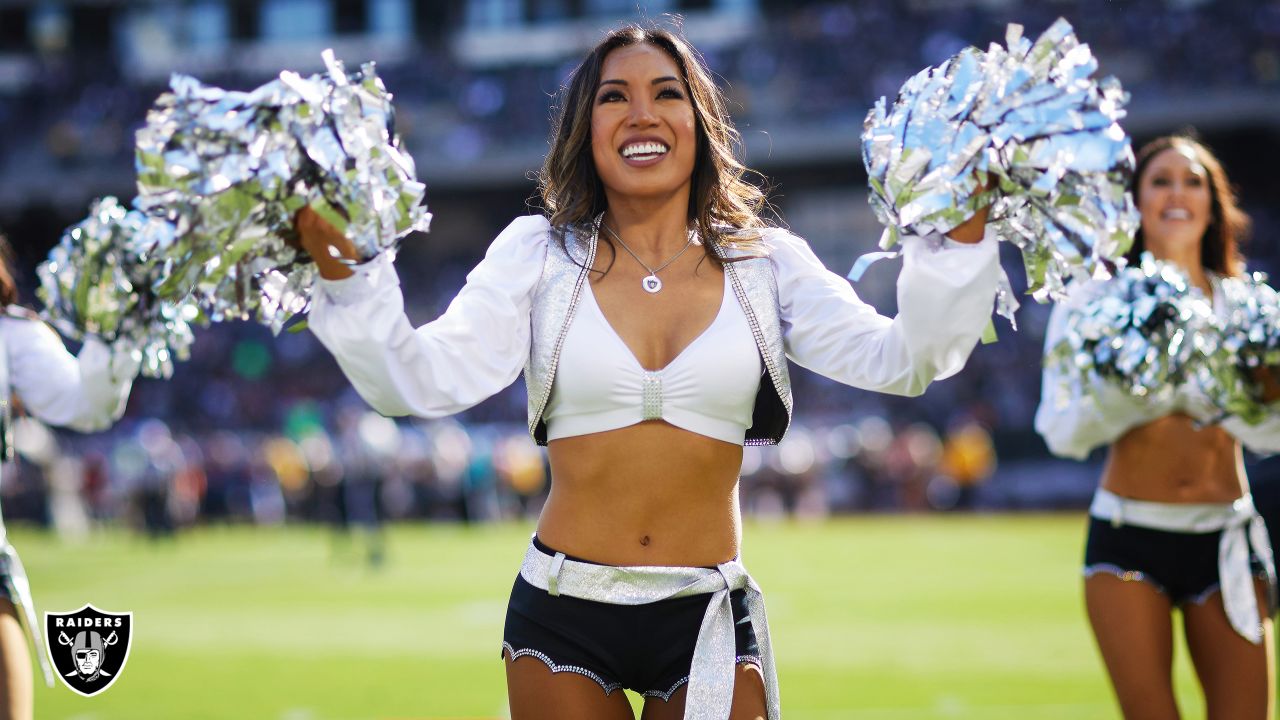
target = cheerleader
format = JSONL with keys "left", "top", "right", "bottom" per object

{"left": 1036, "top": 135, "right": 1278, "bottom": 720}
{"left": 0, "top": 232, "right": 139, "bottom": 719}
{"left": 297, "top": 25, "right": 1000, "bottom": 719}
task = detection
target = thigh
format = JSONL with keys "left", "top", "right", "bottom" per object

{"left": 505, "top": 651, "right": 635, "bottom": 720}
{"left": 1182, "top": 579, "right": 1276, "bottom": 720}
{"left": 0, "top": 599, "right": 32, "bottom": 720}
{"left": 1084, "top": 574, "right": 1180, "bottom": 720}
{"left": 639, "top": 661, "right": 767, "bottom": 720}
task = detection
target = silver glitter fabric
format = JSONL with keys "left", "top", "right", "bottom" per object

{"left": 519, "top": 540, "right": 780, "bottom": 720}
{"left": 862, "top": 18, "right": 1138, "bottom": 323}
{"left": 36, "top": 197, "right": 197, "bottom": 379}
{"left": 1048, "top": 254, "right": 1217, "bottom": 407}
{"left": 134, "top": 50, "right": 432, "bottom": 334}
{"left": 1205, "top": 274, "right": 1280, "bottom": 425}
{"left": 526, "top": 221, "right": 596, "bottom": 444}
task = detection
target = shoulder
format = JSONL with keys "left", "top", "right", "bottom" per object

{"left": 493, "top": 214, "right": 553, "bottom": 249}
{"left": 483, "top": 215, "right": 554, "bottom": 265}
{"left": 1, "top": 305, "right": 40, "bottom": 322}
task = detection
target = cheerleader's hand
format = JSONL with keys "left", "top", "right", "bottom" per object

{"left": 294, "top": 206, "right": 357, "bottom": 280}
{"left": 945, "top": 175, "right": 996, "bottom": 245}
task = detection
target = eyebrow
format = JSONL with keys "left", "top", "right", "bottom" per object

{"left": 598, "top": 76, "right": 681, "bottom": 88}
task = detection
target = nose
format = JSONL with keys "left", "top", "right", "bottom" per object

{"left": 627, "top": 96, "right": 658, "bottom": 127}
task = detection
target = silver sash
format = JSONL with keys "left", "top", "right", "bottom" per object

{"left": 0, "top": 533, "right": 53, "bottom": 686}
{"left": 519, "top": 540, "right": 780, "bottom": 720}
{"left": 1090, "top": 488, "right": 1277, "bottom": 643}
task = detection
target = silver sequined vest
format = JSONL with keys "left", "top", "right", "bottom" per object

{"left": 523, "top": 221, "right": 792, "bottom": 446}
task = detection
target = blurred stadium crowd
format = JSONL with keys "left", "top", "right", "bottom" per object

{"left": 1, "top": 0, "right": 1279, "bottom": 538}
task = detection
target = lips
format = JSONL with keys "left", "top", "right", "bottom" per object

{"left": 1161, "top": 208, "right": 1191, "bottom": 221}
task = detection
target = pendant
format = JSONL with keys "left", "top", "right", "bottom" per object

{"left": 642, "top": 275, "right": 663, "bottom": 294}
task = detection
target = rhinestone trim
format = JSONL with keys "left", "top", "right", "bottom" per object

{"left": 501, "top": 641, "right": 623, "bottom": 696}
{"left": 528, "top": 218, "right": 599, "bottom": 443}
{"left": 640, "top": 674, "right": 689, "bottom": 701}
{"left": 1082, "top": 563, "right": 1168, "bottom": 596}
{"left": 638, "top": 655, "right": 765, "bottom": 702}
{"left": 716, "top": 241, "right": 792, "bottom": 445}
{"left": 642, "top": 371, "right": 663, "bottom": 420}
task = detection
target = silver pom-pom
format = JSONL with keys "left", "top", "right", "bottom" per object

{"left": 36, "top": 197, "right": 198, "bottom": 379}
{"left": 861, "top": 18, "right": 1138, "bottom": 325}
{"left": 134, "top": 50, "right": 432, "bottom": 334}
{"left": 1049, "top": 254, "right": 1217, "bottom": 406}
{"left": 1204, "top": 274, "right": 1280, "bottom": 425}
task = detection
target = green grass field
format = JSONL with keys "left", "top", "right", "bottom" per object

{"left": 17, "top": 515, "right": 1210, "bottom": 719}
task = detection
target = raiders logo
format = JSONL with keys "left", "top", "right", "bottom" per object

{"left": 43, "top": 605, "right": 132, "bottom": 697}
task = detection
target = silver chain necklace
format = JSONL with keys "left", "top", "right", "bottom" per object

{"left": 601, "top": 223, "right": 695, "bottom": 294}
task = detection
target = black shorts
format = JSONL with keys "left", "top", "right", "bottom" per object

{"left": 1084, "top": 516, "right": 1275, "bottom": 609}
{"left": 501, "top": 536, "right": 761, "bottom": 700}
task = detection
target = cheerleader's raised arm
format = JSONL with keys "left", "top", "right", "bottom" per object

{"left": 770, "top": 226, "right": 1001, "bottom": 397}
{"left": 307, "top": 214, "right": 549, "bottom": 418}
{"left": 1, "top": 313, "right": 138, "bottom": 432}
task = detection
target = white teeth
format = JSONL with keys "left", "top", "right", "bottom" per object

{"left": 621, "top": 142, "right": 669, "bottom": 158}
{"left": 1163, "top": 208, "right": 1191, "bottom": 220}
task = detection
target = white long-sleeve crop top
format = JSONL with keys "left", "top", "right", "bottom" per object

{"left": 0, "top": 311, "right": 138, "bottom": 433}
{"left": 308, "top": 215, "right": 1002, "bottom": 440}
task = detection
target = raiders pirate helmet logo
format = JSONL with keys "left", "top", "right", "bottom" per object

{"left": 43, "top": 604, "right": 132, "bottom": 697}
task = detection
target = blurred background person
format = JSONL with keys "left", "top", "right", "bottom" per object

{"left": 0, "top": 231, "right": 138, "bottom": 720}
{"left": 1036, "top": 135, "right": 1279, "bottom": 720}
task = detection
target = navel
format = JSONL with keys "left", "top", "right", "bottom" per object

{"left": 639, "top": 535, "right": 651, "bottom": 547}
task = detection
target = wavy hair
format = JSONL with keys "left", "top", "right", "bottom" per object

{"left": 0, "top": 233, "right": 17, "bottom": 308}
{"left": 1125, "top": 134, "right": 1250, "bottom": 277}
{"left": 537, "top": 23, "right": 769, "bottom": 263}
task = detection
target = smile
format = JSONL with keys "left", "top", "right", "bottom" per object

{"left": 620, "top": 141, "right": 669, "bottom": 162}
{"left": 1161, "top": 208, "right": 1191, "bottom": 221}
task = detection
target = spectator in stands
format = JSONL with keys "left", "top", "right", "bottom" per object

{"left": 1036, "top": 135, "right": 1279, "bottom": 719}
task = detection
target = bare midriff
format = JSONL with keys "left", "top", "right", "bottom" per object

{"left": 540, "top": 420, "right": 744, "bottom": 567}
{"left": 1101, "top": 413, "right": 1247, "bottom": 504}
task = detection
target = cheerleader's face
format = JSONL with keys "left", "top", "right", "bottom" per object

{"left": 590, "top": 43, "right": 698, "bottom": 202}
{"left": 1136, "top": 145, "right": 1213, "bottom": 261}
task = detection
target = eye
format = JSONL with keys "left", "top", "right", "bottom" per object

{"left": 657, "top": 86, "right": 685, "bottom": 100}
{"left": 1185, "top": 175, "right": 1205, "bottom": 187}
{"left": 1150, "top": 177, "right": 1170, "bottom": 186}
{"left": 596, "top": 89, "right": 625, "bottom": 104}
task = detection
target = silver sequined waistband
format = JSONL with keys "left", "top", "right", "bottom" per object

{"left": 518, "top": 539, "right": 780, "bottom": 720}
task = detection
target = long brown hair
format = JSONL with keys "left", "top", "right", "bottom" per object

{"left": 1125, "top": 134, "right": 1250, "bottom": 277}
{"left": 538, "top": 23, "right": 768, "bottom": 262}
{"left": 0, "top": 233, "right": 18, "bottom": 308}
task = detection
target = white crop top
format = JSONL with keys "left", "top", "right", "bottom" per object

{"left": 543, "top": 274, "right": 763, "bottom": 445}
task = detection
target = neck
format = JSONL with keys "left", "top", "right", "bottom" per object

{"left": 601, "top": 187, "right": 694, "bottom": 257}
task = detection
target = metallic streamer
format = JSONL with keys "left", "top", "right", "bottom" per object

{"left": 36, "top": 197, "right": 197, "bottom": 379}
{"left": 135, "top": 50, "right": 432, "bottom": 334}
{"left": 862, "top": 18, "right": 1138, "bottom": 325}
{"left": 1048, "top": 254, "right": 1217, "bottom": 406}
{"left": 1205, "top": 274, "right": 1280, "bottom": 425}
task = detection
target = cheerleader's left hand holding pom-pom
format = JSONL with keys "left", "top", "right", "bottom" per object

{"left": 859, "top": 17, "right": 1139, "bottom": 327}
